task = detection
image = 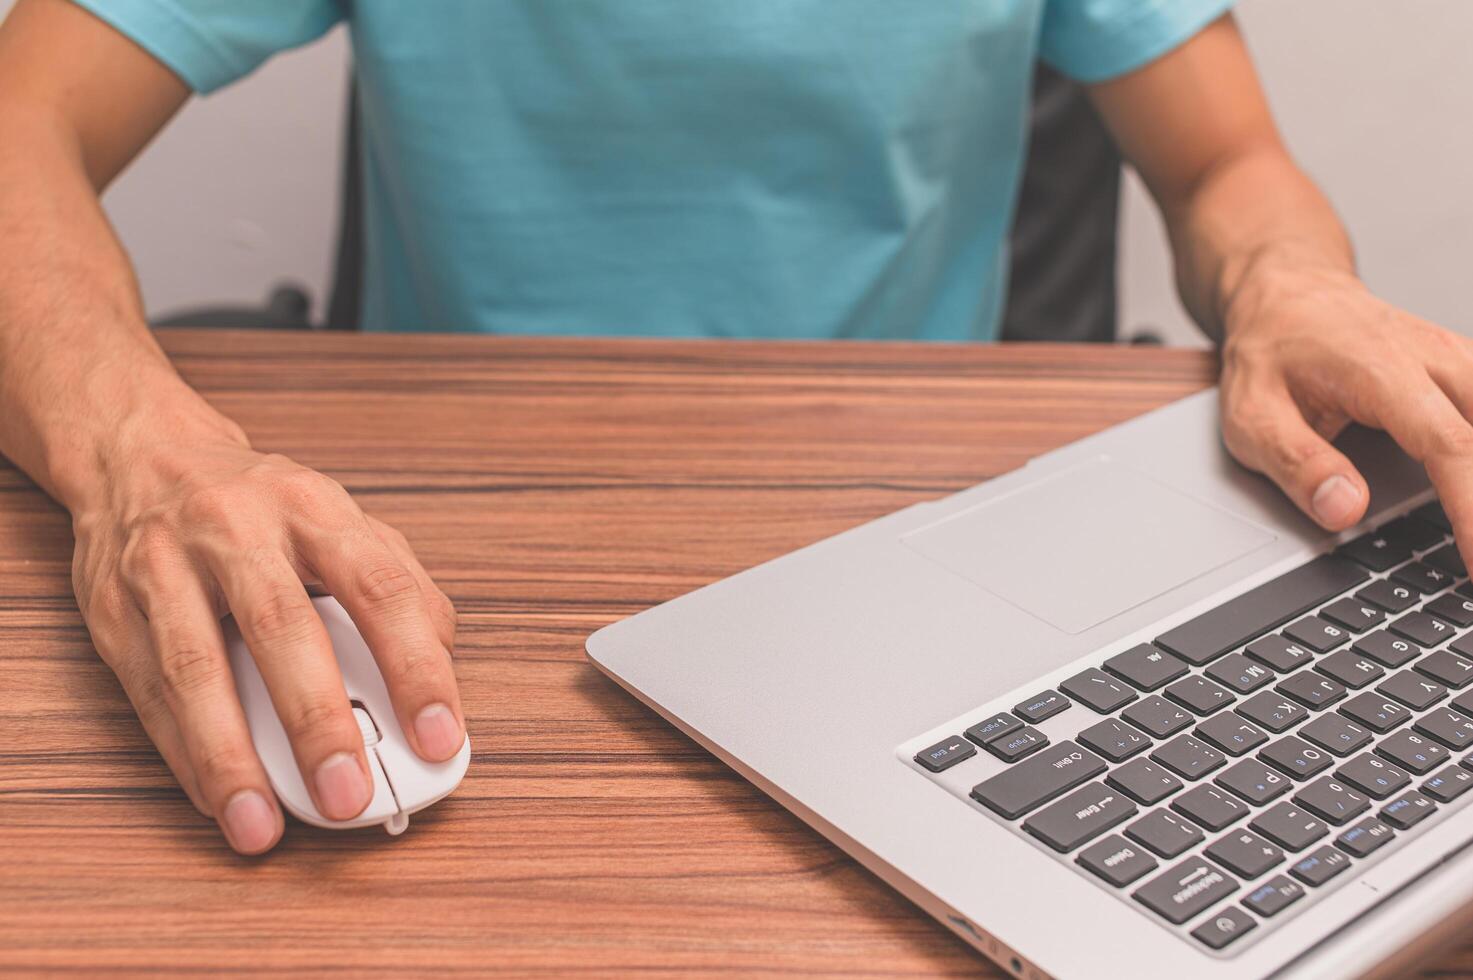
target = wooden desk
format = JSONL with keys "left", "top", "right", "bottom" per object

{"left": 0, "top": 331, "right": 1463, "bottom": 976}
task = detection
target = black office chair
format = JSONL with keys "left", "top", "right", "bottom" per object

{"left": 154, "top": 65, "right": 1129, "bottom": 341}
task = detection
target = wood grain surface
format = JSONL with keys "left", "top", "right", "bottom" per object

{"left": 0, "top": 330, "right": 1465, "bottom": 977}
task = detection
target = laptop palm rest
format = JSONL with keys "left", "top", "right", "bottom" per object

{"left": 900, "top": 457, "right": 1276, "bottom": 634}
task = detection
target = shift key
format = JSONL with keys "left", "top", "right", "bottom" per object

{"left": 972, "top": 741, "right": 1108, "bottom": 820}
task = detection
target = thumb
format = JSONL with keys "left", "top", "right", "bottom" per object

{"left": 1221, "top": 386, "right": 1370, "bottom": 531}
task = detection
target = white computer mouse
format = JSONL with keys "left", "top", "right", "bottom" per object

{"left": 225, "top": 595, "right": 470, "bottom": 835}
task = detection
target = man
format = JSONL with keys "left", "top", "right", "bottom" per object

{"left": 0, "top": 0, "right": 1469, "bottom": 857}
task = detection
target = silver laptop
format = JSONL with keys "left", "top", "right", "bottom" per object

{"left": 587, "top": 388, "right": 1473, "bottom": 978}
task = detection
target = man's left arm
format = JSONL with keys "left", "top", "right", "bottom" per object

{"left": 1088, "top": 14, "right": 1473, "bottom": 565}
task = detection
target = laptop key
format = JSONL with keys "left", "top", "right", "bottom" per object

{"left": 1125, "top": 809, "right": 1205, "bottom": 859}
{"left": 1164, "top": 676, "right": 1236, "bottom": 716}
{"left": 1284, "top": 615, "right": 1350, "bottom": 653}
{"left": 1260, "top": 736, "right": 1333, "bottom": 780}
{"left": 1288, "top": 845, "right": 1352, "bottom": 887}
{"left": 1191, "top": 906, "right": 1257, "bottom": 950}
{"left": 1426, "top": 592, "right": 1473, "bottom": 628}
{"left": 1390, "top": 563, "right": 1454, "bottom": 598}
{"left": 1377, "top": 671, "right": 1447, "bottom": 711}
{"left": 1388, "top": 610, "right": 1456, "bottom": 648}
{"left": 1315, "top": 649, "right": 1385, "bottom": 689}
{"left": 1216, "top": 759, "right": 1292, "bottom": 806}
{"left": 1380, "top": 790, "right": 1437, "bottom": 830}
{"left": 1452, "top": 632, "right": 1473, "bottom": 662}
{"left": 1122, "top": 695, "right": 1193, "bottom": 738}
{"left": 1352, "top": 630, "right": 1420, "bottom": 668}
{"left": 1107, "top": 758, "right": 1183, "bottom": 806}
{"left": 1013, "top": 690, "right": 1070, "bottom": 724}
{"left": 1338, "top": 529, "right": 1413, "bottom": 572}
{"left": 1336, "top": 753, "right": 1411, "bottom": 799}
{"left": 1424, "top": 544, "right": 1468, "bottom": 578}
{"left": 1293, "top": 775, "right": 1371, "bottom": 825}
{"left": 914, "top": 736, "right": 977, "bottom": 772}
{"left": 1415, "top": 649, "right": 1473, "bottom": 689}
{"left": 1300, "top": 713, "right": 1373, "bottom": 757}
{"left": 1059, "top": 668, "right": 1137, "bottom": 714}
{"left": 1076, "top": 834, "right": 1157, "bottom": 887}
{"left": 1250, "top": 802, "right": 1328, "bottom": 851}
{"left": 1244, "top": 635, "right": 1315, "bottom": 674}
{"left": 1236, "top": 691, "right": 1309, "bottom": 733}
{"left": 1171, "top": 784, "right": 1250, "bottom": 832}
{"left": 1023, "top": 781, "right": 1136, "bottom": 853}
{"left": 1319, "top": 597, "right": 1386, "bottom": 634}
{"left": 1338, "top": 691, "right": 1412, "bottom": 733}
{"left": 1077, "top": 718, "right": 1151, "bottom": 763}
{"left": 1421, "top": 765, "right": 1473, "bottom": 803}
{"left": 1243, "top": 875, "right": 1306, "bottom": 917}
{"left": 1205, "top": 828, "right": 1283, "bottom": 879}
{"left": 964, "top": 712, "right": 1022, "bottom": 746}
{"left": 1454, "top": 689, "right": 1473, "bottom": 716}
{"left": 1376, "top": 730, "right": 1448, "bottom": 774}
{"left": 1356, "top": 579, "right": 1418, "bottom": 615}
{"left": 1103, "top": 643, "right": 1188, "bottom": 692}
{"left": 1133, "top": 857, "right": 1239, "bottom": 925}
{"left": 1276, "top": 672, "right": 1346, "bottom": 711}
{"left": 1154, "top": 555, "right": 1367, "bottom": 666}
{"left": 1414, "top": 707, "right": 1473, "bottom": 750}
{"left": 1196, "top": 713, "right": 1268, "bottom": 756}
{"left": 1387, "top": 514, "right": 1448, "bottom": 551}
{"left": 984, "top": 725, "right": 1050, "bottom": 763}
{"left": 1412, "top": 500, "right": 1452, "bottom": 533}
{"left": 1205, "top": 653, "right": 1275, "bottom": 694}
{"left": 969, "top": 741, "right": 1107, "bottom": 820}
{"left": 1336, "top": 816, "right": 1396, "bottom": 857}
{"left": 1151, "top": 734, "right": 1225, "bottom": 781}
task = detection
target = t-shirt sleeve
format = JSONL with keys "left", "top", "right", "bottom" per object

{"left": 1039, "top": 0, "right": 1236, "bottom": 84}
{"left": 68, "top": 0, "right": 344, "bottom": 94}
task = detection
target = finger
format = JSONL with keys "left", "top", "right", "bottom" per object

{"left": 207, "top": 549, "right": 374, "bottom": 822}
{"left": 1221, "top": 375, "right": 1368, "bottom": 530}
{"left": 369, "top": 517, "right": 458, "bottom": 654}
{"left": 296, "top": 518, "right": 465, "bottom": 762}
{"left": 117, "top": 543, "right": 284, "bottom": 854}
{"left": 1353, "top": 376, "right": 1473, "bottom": 569}
{"left": 86, "top": 585, "right": 208, "bottom": 815}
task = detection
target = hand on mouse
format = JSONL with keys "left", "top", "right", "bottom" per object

{"left": 1218, "top": 261, "right": 1473, "bottom": 565}
{"left": 67, "top": 413, "right": 464, "bottom": 855}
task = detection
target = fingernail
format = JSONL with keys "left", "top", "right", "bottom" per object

{"left": 314, "top": 752, "right": 372, "bottom": 819}
{"left": 414, "top": 703, "right": 463, "bottom": 760}
{"left": 222, "top": 789, "right": 277, "bottom": 853}
{"left": 1312, "top": 474, "right": 1361, "bottom": 527}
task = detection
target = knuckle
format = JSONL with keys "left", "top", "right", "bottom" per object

{"left": 386, "top": 649, "right": 443, "bottom": 687}
{"left": 356, "top": 559, "right": 420, "bottom": 606}
{"left": 245, "top": 588, "right": 316, "bottom": 644}
{"left": 158, "top": 644, "right": 228, "bottom": 699}
{"left": 192, "top": 740, "right": 253, "bottom": 789}
{"left": 285, "top": 696, "right": 350, "bottom": 739}
{"left": 118, "top": 518, "right": 176, "bottom": 588}
{"left": 178, "top": 483, "right": 241, "bottom": 528}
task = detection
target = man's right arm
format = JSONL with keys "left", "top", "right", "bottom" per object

{"left": 0, "top": 0, "right": 467, "bottom": 855}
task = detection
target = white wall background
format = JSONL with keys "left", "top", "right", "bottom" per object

{"left": 2, "top": 0, "right": 1469, "bottom": 341}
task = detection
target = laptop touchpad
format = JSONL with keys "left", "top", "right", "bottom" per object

{"left": 901, "top": 458, "right": 1275, "bottom": 634}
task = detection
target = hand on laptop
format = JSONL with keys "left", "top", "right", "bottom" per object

{"left": 69, "top": 424, "right": 464, "bottom": 854}
{"left": 1218, "top": 262, "right": 1472, "bottom": 549}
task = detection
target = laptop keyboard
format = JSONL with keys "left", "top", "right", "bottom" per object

{"left": 908, "top": 500, "right": 1473, "bottom": 953}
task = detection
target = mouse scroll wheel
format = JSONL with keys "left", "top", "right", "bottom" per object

{"left": 351, "top": 705, "right": 381, "bottom": 747}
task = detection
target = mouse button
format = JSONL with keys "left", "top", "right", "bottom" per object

{"left": 373, "top": 733, "right": 471, "bottom": 813}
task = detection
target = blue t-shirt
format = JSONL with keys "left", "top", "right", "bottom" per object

{"left": 76, "top": 0, "right": 1230, "bottom": 339}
